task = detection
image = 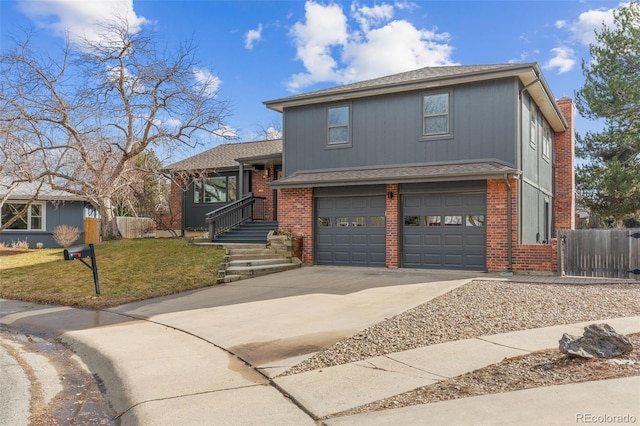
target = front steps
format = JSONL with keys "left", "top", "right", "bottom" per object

{"left": 216, "top": 244, "right": 301, "bottom": 283}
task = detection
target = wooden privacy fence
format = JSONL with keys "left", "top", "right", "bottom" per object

{"left": 84, "top": 218, "right": 100, "bottom": 244}
{"left": 559, "top": 228, "right": 640, "bottom": 280}
{"left": 116, "top": 216, "right": 156, "bottom": 239}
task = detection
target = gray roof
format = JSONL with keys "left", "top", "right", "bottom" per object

{"left": 165, "top": 139, "right": 283, "bottom": 171}
{"left": 269, "top": 161, "right": 520, "bottom": 189}
{"left": 264, "top": 63, "right": 567, "bottom": 131}
{"left": 0, "top": 178, "right": 84, "bottom": 201}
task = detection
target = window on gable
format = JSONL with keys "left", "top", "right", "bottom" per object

{"left": 0, "top": 202, "right": 45, "bottom": 230}
{"left": 327, "top": 106, "right": 350, "bottom": 146}
{"left": 423, "top": 92, "right": 451, "bottom": 137}
{"left": 194, "top": 176, "right": 237, "bottom": 204}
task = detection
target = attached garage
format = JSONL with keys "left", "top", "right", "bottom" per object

{"left": 315, "top": 186, "right": 386, "bottom": 266}
{"left": 401, "top": 182, "right": 486, "bottom": 270}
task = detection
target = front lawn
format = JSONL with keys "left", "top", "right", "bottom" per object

{"left": 0, "top": 238, "right": 225, "bottom": 309}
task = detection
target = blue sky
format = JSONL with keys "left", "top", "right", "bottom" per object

{"left": 0, "top": 0, "right": 625, "bottom": 160}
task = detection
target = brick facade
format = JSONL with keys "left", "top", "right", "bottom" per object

{"left": 251, "top": 167, "right": 276, "bottom": 221}
{"left": 554, "top": 98, "right": 576, "bottom": 232}
{"left": 276, "top": 187, "right": 314, "bottom": 264}
{"left": 385, "top": 184, "right": 399, "bottom": 268}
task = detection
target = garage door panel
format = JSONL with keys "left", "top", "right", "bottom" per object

{"left": 402, "top": 192, "right": 486, "bottom": 270}
{"left": 316, "top": 195, "right": 386, "bottom": 266}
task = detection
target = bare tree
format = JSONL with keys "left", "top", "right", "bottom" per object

{"left": 0, "top": 19, "right": 232, "bottom": 239}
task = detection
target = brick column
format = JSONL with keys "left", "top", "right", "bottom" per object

{"left": 554, "top": 98, "right": 576, "bottom": 233}
{"left": 277, "top": 187, "right": 313, "bottom": 264}
{"left": 252, "top": 167, "right": 275, "bottom": 221}
{"left": 385, "top": 183, "right": 399, "bottom": 268}
{"left": 486, "top": 178, "right": 517, "bottom": 271}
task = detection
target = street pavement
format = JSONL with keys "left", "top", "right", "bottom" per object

{"left": 1, "top": 266, "right": 638, "bottom": 425}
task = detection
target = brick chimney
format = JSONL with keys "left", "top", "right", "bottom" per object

{"left": 554, "top": 98, "right": 576, "bottom": 232}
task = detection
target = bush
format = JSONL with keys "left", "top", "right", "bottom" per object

{"left": 52, "top": 225, "right": 81, "bottom": 248}
{"left": 10, "top": 239, "right": 29, "bottom": 249}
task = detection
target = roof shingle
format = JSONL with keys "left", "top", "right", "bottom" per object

{"left": 165, "top": 139, "right": 282, "bottom": 171}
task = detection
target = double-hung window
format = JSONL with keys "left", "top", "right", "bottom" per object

{"left": 327, "top": 105, "right": 350, "bottom": 147}
{"left": 530, "top": 100, "right": 538, "bottom": 148}
{"left": 194, "top": 176, "right": 237, "bottom": 204}
{"left": 0, "top": 202, "right": 45, "bottom": 230}
{"left": 423, "top": 92, "right": 451, "bottom": 137}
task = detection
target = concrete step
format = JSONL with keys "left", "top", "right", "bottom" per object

{"left": 226, "top": 262, "right": 301, "bottom": 277}
{"left": 227, "top": 253, "right": 284, "bottom": 261}
{"left": 226, "top": 248, "right": 273, "bottom": 255}
{"left": 228, "top": 258, "right": 291, "bottom": 267}
{"left": 216, "top": 274, "right": 243, "bottom": 284}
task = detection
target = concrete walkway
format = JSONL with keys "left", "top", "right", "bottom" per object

{"left": 1, "top": 267, "right": 638, "bottom": 425}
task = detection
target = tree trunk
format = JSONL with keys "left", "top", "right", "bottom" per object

{"left": 98, "top": 197, "right": 122, "bottom": 240}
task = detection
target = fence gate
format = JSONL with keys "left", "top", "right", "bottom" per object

{"left": 559, "top": 229, "right": 640, "bottom": 280}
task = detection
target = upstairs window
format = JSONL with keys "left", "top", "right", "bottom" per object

{"left": 327, "top": 106, "right": 350, "bottom": 146}
{"left": 542, "top": 122, "right": 552, "bottom": 160}
{"left": 530, "top": 100, "right": 538, "bottom": 148}
{"left": 194, "top": 176, "right": 237, "bottom": 204}
{"left": 1, "top": 202, "right": 45, "bottom": 230}
{"left": 423, "top": 92, "right": 451, "bottom": 137}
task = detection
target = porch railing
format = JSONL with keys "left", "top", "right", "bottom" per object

{"left": 205, "top": 193, "right": 266, "bottom": 241}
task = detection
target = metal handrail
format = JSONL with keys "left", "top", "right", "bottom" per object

{"left": 205, "top": 193, "right": 266, "bottom": 240}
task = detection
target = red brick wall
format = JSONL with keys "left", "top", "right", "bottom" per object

{"left": 251, "top": 167, "right": 276, "bottom": 221}
{"left": 277, "top": 187, "right": 314, "bottom": 264}
{"left": 486, "top": 178, "right": 517, "bottom": 271}
{"left": 554, "top": 98, "right": 576, "bottom": 232}
{"left": 386, "top": 184, "right": 399, "bottom": 267}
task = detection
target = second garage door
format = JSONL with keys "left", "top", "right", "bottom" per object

{"left": 402, "top": 192, "right": 486, "bottom": 270}
{"left": 316, "top": 195, "right": 386, "bottom": 266}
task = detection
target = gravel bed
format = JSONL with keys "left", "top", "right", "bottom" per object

{"left": 283, "top": 280, "right": 640, "bottom": 376}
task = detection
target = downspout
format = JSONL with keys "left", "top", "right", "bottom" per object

{"left": 504, "top": 173, "right": 513, "bottom": 271}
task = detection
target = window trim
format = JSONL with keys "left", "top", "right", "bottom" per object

{"left": 0, "top": 201, "right": 46, "bottom": 231}
{"left": 421, "top": 90, "right": 453, "bottom": 140}
{"left": 193, "top": 175, "right": 237, "bottom": 204}
{"left": 326, "top": 104, "right": 352, "bottom": 149}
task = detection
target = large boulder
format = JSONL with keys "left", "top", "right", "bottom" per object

{"left": 559, "top": 323, "right": 634, "bottom": 358}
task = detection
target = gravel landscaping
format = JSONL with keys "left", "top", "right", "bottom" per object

{"left": 283, "top": 280, "right": 640, "bottom": 375}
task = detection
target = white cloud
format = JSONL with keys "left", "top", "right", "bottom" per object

{"left": 563, "top": 5, "right": 618, "bottom": 45}
{"left": 543, "top": 46, "right": 576, "bottom": 74}
{"left": 245, "top": 24, "right": 263, "bottom": 50}
{"left": 17, "top": 0, "right": 148, "bottom": 46}
{"left": 287, "top": 1, "right": 455, "bottom": 92}
{"left": 193, "top": 68, "right": 222, "bottom": 98}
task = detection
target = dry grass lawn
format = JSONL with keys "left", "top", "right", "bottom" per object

{"left": 0, "top": 239, "right": 225, "bottom": 309}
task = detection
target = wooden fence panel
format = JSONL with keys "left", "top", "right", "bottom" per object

{"left": 84, "top": 218, "right": 101, "bottom": 244}
{"left": 115, "top": 217, "right": 156, "bottom": 239}
{"left": 560, "top": 228, "right": 640, "bottom": 280}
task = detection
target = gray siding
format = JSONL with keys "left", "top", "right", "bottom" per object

{"left": 519, "top": 92, "right": 555, "bottom": 244}
{"left": 0, "top": 201, "right": 86, "bottom": 248}
{"left": 283, "top": 78, "right": 518, "bottom": 176}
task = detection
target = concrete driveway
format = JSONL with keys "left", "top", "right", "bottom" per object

{"left": 109, "top": 265, "right": 482, "bottom": 368}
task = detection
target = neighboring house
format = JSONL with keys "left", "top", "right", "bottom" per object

{"left": 0, "top": 180, "right": 92, "bottom": 248}
{"left": 164, "top": 139, "right": 282, "bottom": 233}
{"left": 264, "top": 63, "right": 575, "bottom": 272}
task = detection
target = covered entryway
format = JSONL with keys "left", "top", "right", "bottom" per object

{"left": 401, "top": 182, "right": 486, "bottom": 270}
{"left": 315, "top": 186, "right": 386, "bottom": 266}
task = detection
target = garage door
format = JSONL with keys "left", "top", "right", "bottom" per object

{"left": 402, "top": 192, "right": 486, "bottom": 270}
{"left": 316, "top": 195, "right": 386, "bottom": 266}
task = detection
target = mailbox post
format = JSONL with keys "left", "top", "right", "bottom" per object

{"left": 63, "top": 243, "right": 100, "bottom": 295}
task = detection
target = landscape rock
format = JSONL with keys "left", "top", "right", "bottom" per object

{"left": 559, "top": 323, "right": 634, "bottom": 358}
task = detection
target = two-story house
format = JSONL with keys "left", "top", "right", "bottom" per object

{"left": 264, "top": 63, "right": 575, "bottom": 272}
